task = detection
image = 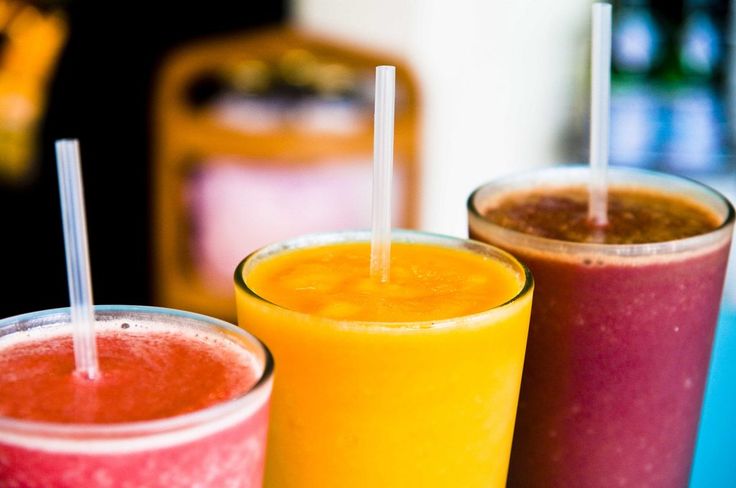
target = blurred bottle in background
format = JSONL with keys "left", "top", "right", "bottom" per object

{"left": 608, "top": 0, "right": 731, "bottom": 175}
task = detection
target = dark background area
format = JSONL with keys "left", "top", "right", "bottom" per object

{"left": 0, "top": 1, "right": 286, "bottom": 317}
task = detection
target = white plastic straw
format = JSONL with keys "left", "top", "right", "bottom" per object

{"left": 56, "top": 139, "right": 99, "bottom": 380}
{"left": 588, "top": 2, "right": 611, "bottom": 226}
{"left": 370, "top": 66, "right": 396, "bottom": 283}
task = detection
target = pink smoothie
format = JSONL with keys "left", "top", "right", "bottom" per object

{"left": 0, "top": 307, "right": 273, "bottom": 488}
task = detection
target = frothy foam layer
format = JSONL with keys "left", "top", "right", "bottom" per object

{"left": 480, "top": 186, "right": 720, "bottom": 244}
{"left": 470, "top": 221, "right": 731, "bottom": 267}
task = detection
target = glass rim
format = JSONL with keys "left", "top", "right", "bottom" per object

{"left": 467, "top": 165, "right": 735, "bottom": 257}
{"left": 0, "top": 304, "right": 274, "bottom": 440}
{"left": 234, "top": 229, "right": 534, "bottom": 329}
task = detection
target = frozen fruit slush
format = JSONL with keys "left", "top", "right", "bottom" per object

{"left": 468, "top": 166, "right": 734, "bottom": 488}
{"left": 0, "top": 305, "right": 274, "bottom": 488}
{"left": 235, "top": 230, "right": 533, "bottom": 488}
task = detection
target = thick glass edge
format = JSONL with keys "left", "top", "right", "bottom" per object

{"left": 234, "top": 229, "right": 534, "bottom": 329}
{"left": 0, "top": 305, "right": 274, "bottom": 439}
{"left": 467, "top": 165, "right": 736, "bottom": 257}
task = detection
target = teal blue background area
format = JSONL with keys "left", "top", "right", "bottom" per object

{"left": 690, "top": 306, "right": 736, "bottom": 487}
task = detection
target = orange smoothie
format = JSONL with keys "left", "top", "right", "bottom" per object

{"left": 234, "top": 231, "right": 533, "bottom": 488}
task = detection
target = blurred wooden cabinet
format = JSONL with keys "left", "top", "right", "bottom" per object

{"left": 153, "top": 27, "right": 419, "bottom": 320}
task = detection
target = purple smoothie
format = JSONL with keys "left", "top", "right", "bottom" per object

{"left": 468, "top": 167, "right": 734, "bottom": 488}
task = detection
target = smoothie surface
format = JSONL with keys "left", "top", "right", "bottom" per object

{"left": 482, "top": 186, "right": 721, "bottom": 244}
{"left": 245, "top": 241, "right": 523, "bottom": 322}
{"left": 0, "top": 328, "right": 258, "bottom": 424}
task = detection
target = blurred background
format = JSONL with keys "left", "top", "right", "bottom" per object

{"left": 0, "top": 0, "right": 733, "bottom": 485}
